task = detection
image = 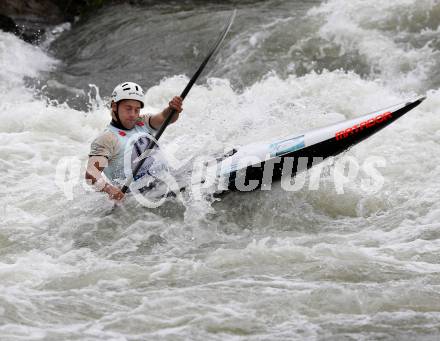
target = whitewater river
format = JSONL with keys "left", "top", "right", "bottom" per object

{"left": 1, "top": 0, "right": 440, "bottom": 339}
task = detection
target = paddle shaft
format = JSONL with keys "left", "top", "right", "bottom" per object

{"left": 120, "top": 10, "right": 236, "bottom": 194}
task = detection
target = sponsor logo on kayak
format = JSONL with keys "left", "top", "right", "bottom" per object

{"left": 335, "top": 111, "right": 392, "bottom": 141}
{"left": 269, "top": 135, "right": 305, "bottom": 157}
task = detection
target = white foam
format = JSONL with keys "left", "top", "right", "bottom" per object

{"left": 1, "top": 5, "right": 440, "bottom": 339}
{"left": 308, "top": 0, "right": 440, "bottom": 91}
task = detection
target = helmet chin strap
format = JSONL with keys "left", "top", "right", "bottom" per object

{"left": 111, "top": 102, "right": 129, "bottom": 130}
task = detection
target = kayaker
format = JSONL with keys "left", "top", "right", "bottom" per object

{"left": 85, "top": 81, "right": 183, "bottom": 201}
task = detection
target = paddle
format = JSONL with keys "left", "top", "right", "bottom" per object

{"left": 120, "top": 9, "right": 236, "bottom": 194}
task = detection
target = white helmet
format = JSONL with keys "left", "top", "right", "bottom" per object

{"left": 111, "top": 82, "right": 145, "bottom": 108}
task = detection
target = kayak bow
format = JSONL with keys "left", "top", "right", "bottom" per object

{"left": 209, "top": 96, "right": 426, "bottom": 192}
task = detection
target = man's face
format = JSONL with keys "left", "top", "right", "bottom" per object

{"left": 112, "top": 99, "right": 142, "bottom": 129}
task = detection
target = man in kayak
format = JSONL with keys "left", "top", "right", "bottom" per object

{"left": 85, "top": 81, "right": 183, "bottom": 201}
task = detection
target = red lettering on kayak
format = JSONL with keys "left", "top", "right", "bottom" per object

{"left": 366, "top": 118, "right": 375, "bottom": 128}
{"left": 335, "top": 111, "right": 393, "bottom": 141}
{"left": 382, "top": 111, "right": 392, "bottom": 121}
{"left": 335, "top": 131, "right": 345, "bottom": 140}
{"left": 375, "top": 114, "right": 384, "bottom": 123}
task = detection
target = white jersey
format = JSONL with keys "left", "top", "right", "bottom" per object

{"left": 89, "top": 115, "right": 162, "bottom": 186}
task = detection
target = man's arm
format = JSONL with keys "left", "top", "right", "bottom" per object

{"left": 149, "top": 96, "right": 183, "bottom": 130}
{"left": 85, "top": 156, "right": 124, "bottom": 201}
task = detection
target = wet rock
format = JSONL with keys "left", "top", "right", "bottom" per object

{"left": 0, "top": 0, "right": 117, "bottom": 44}
{"left": 13, "top": 20, "right": 46, "bottom": 44}
{"left": 0, "top": 14, "right": 17, "bottom": 34}
{"left": 0, "top": 0, "right": 126, "bottom": 44}
{"left": 0, "top": 0, "right": 61, "bottom": 44}
{"left": 0, "top": 0, "right": 64, "bottom": 25}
